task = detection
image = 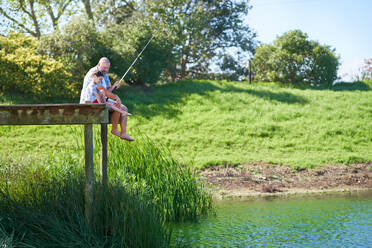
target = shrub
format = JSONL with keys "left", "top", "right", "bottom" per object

{"left": 252, "top": 30, "right": 339, "bottom": 87}
{"left": 0, "top": 33, "right": 75, "bottom": 100}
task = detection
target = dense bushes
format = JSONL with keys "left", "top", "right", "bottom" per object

{"left": 39, "top": 17, "right": 173, "bottom": 87}
{"left": 38, "top": 17, "right": 128, "bottom": 92}
{"left": 0, "top": 33, "right": 75, "bottom": 100}
{"left": 252, "top": 30, "right": 339, "bottom": 87}
{"left": 100, "top": 16, "right": 174, "bottom": 85}
{"left": 0, "top": 17, "right": 173, "bottom": 101}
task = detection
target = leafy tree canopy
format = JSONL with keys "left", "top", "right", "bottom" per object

{"left": 252, "top": 30, "right": 339, "bottom": 87}
{"left": 92, "top": 0, "right": 256, "bottom": 81}
{"left": 0, "top": 0, "right": 77, "bottom": 38}
{"left": 1, "top": 0, "right": 257, "bottom": 90}
{"left": 143, "top": 0, "right": 256, "bottom": 80}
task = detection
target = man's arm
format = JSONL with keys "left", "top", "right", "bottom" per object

{"left": 80, "top": 68, "right": 95, "bottom": 103}
{"left": 106, "top": 81, "right": 120, "bottom": 92}
{"left": 81, "top": 82, "right": 95, "bottom": 103}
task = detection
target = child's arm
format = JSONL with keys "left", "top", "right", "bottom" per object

{"left": 97, "top": 86, "right": 121, "bottom": 105}
{"left": 96, "top": 86, "right": 131, "bottom": 115}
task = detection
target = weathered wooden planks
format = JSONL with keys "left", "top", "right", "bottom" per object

{"left": 0, "top": 104, "right": 109, "bottom": 125}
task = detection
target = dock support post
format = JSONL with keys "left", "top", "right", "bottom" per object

{"left": 100, "top": 124, "right": 108, "bottom": 186}
{"left": 84, "top": 124, "right": 94, "bottom": 226}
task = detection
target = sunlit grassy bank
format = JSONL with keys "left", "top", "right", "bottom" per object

{"left": 121, "top": 79, "right": 372, "bottom": 168}
{"left": 1, "top": 80, "right": 372, "bottom": 169}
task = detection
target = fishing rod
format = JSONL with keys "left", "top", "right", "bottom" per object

{"left": 113, "top": 34, "right": 154, "bottom": 89}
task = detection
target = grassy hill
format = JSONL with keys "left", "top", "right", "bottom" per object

{"left": 1, "top": 80, "right": 372, "bottom": 169}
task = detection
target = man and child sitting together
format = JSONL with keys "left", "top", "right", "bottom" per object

{"left": 80, "top": 57, "right": 134, "bottom": 142}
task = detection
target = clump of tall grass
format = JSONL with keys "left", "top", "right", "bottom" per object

{"left": 0, "top": 154, "right": 172, "bottom": 247}
{"left": 87, "top": 129, "right": 213, "bottom": 222}
{"left": 0, "top": 128, "right": 212, "bottom": 247}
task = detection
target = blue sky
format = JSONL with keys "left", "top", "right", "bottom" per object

{"left": 246, "top": 0, "right": 372, "bottom": 81}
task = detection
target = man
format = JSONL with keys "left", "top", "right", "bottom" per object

{"left": 80, "top": 57, "right": 134, "bottom": 141}
{"left": 80, "top": 57, "right": 119, "bottom": 103}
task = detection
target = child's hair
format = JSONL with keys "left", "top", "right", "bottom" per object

{"left": 92, "top": 68, "right": 104, "bottom": 77}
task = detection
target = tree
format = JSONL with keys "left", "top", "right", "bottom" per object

{"left": 92, "top": 0, "right": 137, "bottom": 25}
{"left": 38, "top": 14, "right": 172, "bottom": 86}
{"left": 252, "top": 30, "right": 339, "bottom": 87}
{"left": 81, "top": 0, "right": 93, "bottom": 21}
{"left": 0, "top": 0, "right": 76, "bottom": 38}
{"left": 217, "top": 53, "right": 248, "bottom": 81}
{"left": 19, "top": 0, "right": 256, "bottom": 82}
{"left": 41, "top": 0, "right": 76, "bottom": 30}
{"left": 138, "top": 0, "right": 256, "bottom": 81}
{"left": 101, "top": 14, "right": 175, "bottom": 85}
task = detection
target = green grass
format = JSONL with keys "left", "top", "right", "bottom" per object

{"left": 0, "top": 158, "right": 172, "bottom": 247}
{"left": 0, "top": 130, "right": 212, "bottom": 247}
{"left": 1, "top": 80, "right": 372, "bottom": 169}
{"left": 122, "top": 79, "right": 372, "bottom": 169}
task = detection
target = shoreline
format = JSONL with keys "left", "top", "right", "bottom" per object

{"left": 201, "top": 162, "right": 372, "bottom": 199}
{"left": 211, "top": 186, "right": 372, "bottom": 200}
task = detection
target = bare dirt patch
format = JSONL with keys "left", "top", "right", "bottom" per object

{"left": 201, "top": 162, "right": 372, "bottom": 198}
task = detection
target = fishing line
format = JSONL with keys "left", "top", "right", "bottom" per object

{"left": 115, "top": 34, "right": 154, "bottom": 88}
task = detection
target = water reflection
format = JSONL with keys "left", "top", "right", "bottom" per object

{"left": 174, "top": 191, "right": 372, "bottom": 247}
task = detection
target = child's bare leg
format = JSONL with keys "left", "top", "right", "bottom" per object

{"left": 110, "top": 111, "right": 121, "bottom": 138}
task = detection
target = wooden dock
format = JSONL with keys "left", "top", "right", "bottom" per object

{"left": 0, "top": 103, "right": 110, "bottom": 225}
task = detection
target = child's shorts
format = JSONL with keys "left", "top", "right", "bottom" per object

{"left": 92, "top": 98, "right": 115, "bottom": 111}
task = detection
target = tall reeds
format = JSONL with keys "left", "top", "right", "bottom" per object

{"left": 89, "top": 128, "right": 213, "bottom": 222}
{"left": 0, "top": 155, "right": 171, "bottom": 247}
{"left": 0, "top": 127, "right": 212, "bottom": 247}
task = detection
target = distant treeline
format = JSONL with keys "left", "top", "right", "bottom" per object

{"left": 0, "top": 0, "right": 256, "bottom": 100}
{"left": 2, "top": 1, "right": 365, "bottom": 100}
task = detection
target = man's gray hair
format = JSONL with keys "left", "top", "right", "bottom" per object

{"left": 99, "top": 57, "right": 110, "bottom": 65}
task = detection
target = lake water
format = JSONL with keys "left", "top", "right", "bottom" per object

{"left": 174, "top": 190, "right": 372, "bottom": 248}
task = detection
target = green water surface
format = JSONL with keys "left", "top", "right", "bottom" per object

{"left": 174, "top": 191, "right": 372, "bottom": 248}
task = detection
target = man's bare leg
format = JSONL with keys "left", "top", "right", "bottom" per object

{"left": 119, "top": 105, "right": 134, "bottom": 141}
{"left": 110, "top": 111, "right": 121, "bottom": 138}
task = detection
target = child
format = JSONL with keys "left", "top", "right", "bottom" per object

{"left": 85, "top": 69, "right": 134, "bottom": 141}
